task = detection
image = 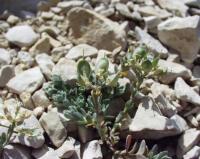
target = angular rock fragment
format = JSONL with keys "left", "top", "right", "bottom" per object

{"left": 158, "top": 60, "right": 191, "bottom": 84}
{"left": 158, "top": 16, "right": 200, "bottom": 63}
{"left": 66, "top": 44, "right": 98, "bottom": 60}
{"left": 39, "top": 111, "right": 67, "bottom": 147}
{"left": 175, "top": 77, "right": 200, "bottom": 106}
{"left": 177, "top": 128, "right": 200, "bottom": 158}
{"left": 129, "top": 97, "right": 188, "bottom": 139}
{"left": 67, "top": 7, "right": 127, "bottom": 51}
{"left": 52, "top": 58, "right": 77, "bottom": 84}
{"left": 135, "top": 27, "right": 168, "bottom": 58}
{"left": 5, "top": 25, "right": 39, "bottom": 47}
{"left": 7, "top": 67, "right": 45, "bottom": 94}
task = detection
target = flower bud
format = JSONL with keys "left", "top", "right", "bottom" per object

{"left": 95, "top": 57, "right": 109, "bottom": 74}
{"left": 77, "top": 59, "right": 91, "bottom": 77}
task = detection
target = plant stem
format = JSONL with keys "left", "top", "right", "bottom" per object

{"left": 91, "top": 89, "right": 107, "bottom": 142}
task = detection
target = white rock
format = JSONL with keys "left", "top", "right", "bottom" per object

{"left": 144, "top": 16, "right": 161, "bottom": 31}
{"left": 154, "top": 94, "right": 177, "bottom": 117}
{"left": 52, "top": 58, "right": 77, "bottom": 84}
{"left": 41, "top": 11, "right": 54, "bottom": 20}
{"left": 138, "top": 6, "right": 172, "bottom": 19}
{"left": 17, "top": 51, "right": 34, "bottom": 67}
{"left": 7, "top": 15, "right": 20, "bottom": 25}
{"left": 0, "top": 48, "right": 11, "bottom": 66}
{"left": 19, "top": 92, "right": 35, "bottom": 110}
{"left": 158, "top": 60, "right": 191, "bottom": 84}
{"left": 12, "top": 115, "right": 45, "bottom": 148}
{"left": 129, "top": 97, "right": 187, "bottom": 139}
{"left": 82, "top": 140, "right": 103, "bottom": 159}
{"left": 0, "top": 65, "right": 15, "bottom": 87}
{"left": 156, "top": 0, "right": 188, "bottom": 17}
{"left": 33, "top": 106, "right": 44, "bottom": 117}
{"left": 5, "top": 25, "right": 39, "bottom": 47}
{"left": 151, "top": 82, "right": 176, "bottom": 100}
{"left": 41, "top": 32, "right": 61, "bottom": 48}
{"left": 177, "top": 128, "right": 200, "bottom": 158}
{"left": 115, "top": 3, "right": 134, "bottom": 19}
{"left": 67, "top": 7, "right": 127, "bottom": 51}
{"left": 39, "top": 111, "right": 67, "bottom": 147}
{"left": 175, "top": 77, "right": 200, "bottom": 106}
{"left": 3, "top": 145, "right": 32, "bottom": 159}
{"left": 29, "top": 37, "right": 51, "bottom": 53}
{"left": 55, "top": 137, "right": 75, "bottom": 158}
{"left": 35, "top": 53, "right": 55, "bottom": 80}
{"left": 66, "top": 44, "right": 98, "bottom": 60}
{"left": 135, "top": 27, "right": 168, "bottom": 58}
{"left": 57, "top": 1, "right": 84, "bottom": 12}
{"left": 7, "top": 67, "right": 45, "bottom": 94}
{"left": 32, "top": 89, "right": 51, "bottom": 108}
{"left": 158, "top": 16, "right": 200, "bottom": 63}
{"left": 183, "top": 146, "right": 200, "bottom": 159}
{"left": 32, "top": 145, "right": 59, "bottom": 159}
{"left": 71, "top": 140, "right": 81, "bottom": 159}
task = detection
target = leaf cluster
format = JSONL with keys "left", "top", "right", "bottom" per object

{"left": 45, "top": 46, "right": 167, "bottom": 158}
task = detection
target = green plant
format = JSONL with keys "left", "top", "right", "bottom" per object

{"left": 0, "top": 100, "right": 35, "bottom": 153}
{"left": 45, "top": 46, "right": 166, "bottom": 158}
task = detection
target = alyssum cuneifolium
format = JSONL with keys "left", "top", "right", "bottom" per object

{"left": 44, "top": 46, "right": 169, "bottom": 158}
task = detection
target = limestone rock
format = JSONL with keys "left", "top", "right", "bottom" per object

{"left": 55, "top": 137, "right": 75, "bottom": 158}
{"left": 0, "top": 48, "right": 11, "bottom": 66}
{"left": 135, "top": 27, "right": 168, "bottom": 58}
{"left": 57, "top": 1, "right": 84, "bottom": 12}
{"left": 32, "top": 89, "right": 51, "bottom": 108}
{"left": 17, "top": 51, "right": 34, "bottom": 67}
{"left": 7, "top": 67, "right": 45, "bottom": 94}
{"left": 32, "top": 145, "right": 60, "bottom": 159}
{"left": 158, "top": 60, "right": 191, "bottom": 84}
{"left": 29, "top": 37, "right": 51, "bottom": 53}
{"left": 35, "top": 53, "right": 55, "bottom": 80}
{"left": 177, "top": 128, "right": 200, "bottom": 158}
{"left": 5, "top": 25, "right": 39, "bottom": 47}
{"left": 138, "top": 6, "right": 172, "bottom": 19}
{"left": 129, "top": 97, "right": 187, "bottom": 139}
{"left": 158, "top": 16, "right": 200, "bottom": 63}
{"left": 52, "top": 58, "right": 77, "bottom": 84}
{"left": 67, "top": 7, "right": 127, "bottom": 51}
{"left": 183, "top": 146, "right": 200, "bottom": 159}
{"left": 11, "top": 115, "right": 45, "bottom": 148}
{"left": 66, "top": 44, "right": 98, "bottom": 60}
{"left": 155, "top": 0, "right": 188, "bottom": 17}
{"left": 7, "top": 15, "right": 20, "bottom": 25}
{"left": 175, "top": 77, "right": 200, "bottom": 106}
{"left": 82, "top": 140, "right": 103, "bottom": 159}
{"left": 39, "top": 111, "right": 67, "bottom": 147}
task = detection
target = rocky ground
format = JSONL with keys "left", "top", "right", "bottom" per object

{"left": 0, "top": 0, "right": 200, "bottom": 159}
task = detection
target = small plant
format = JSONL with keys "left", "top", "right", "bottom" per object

{"left": 0, "top": 100, "right": 35, "bottom": 155}
{"left": 115, "top": 135, "right": 171, "bottom": 159}
{"left": 45, "top": 46, "right": 167, "bottom": 158}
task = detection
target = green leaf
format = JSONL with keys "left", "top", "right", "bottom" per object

{"left": 77, "top": 59, "right": 91, "bottom": 77}
{"left": 0, "top": 133, "right": 7, "bottom": 146}
{"left": 96, "top": 57, "right": 109, "bottom": 74}
{"left": 142, "top": 60, "right": 152, "bottom": 73}
{"left": 152, "top": 58, "right": 159, "bottom": 68}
